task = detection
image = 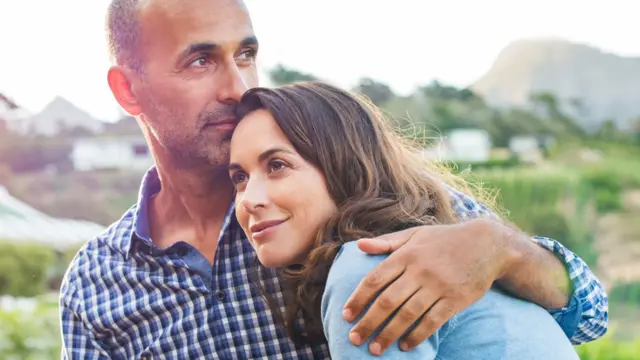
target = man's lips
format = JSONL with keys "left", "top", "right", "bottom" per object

{"left": 204, "top": 118, "right": 238, "bottom": 128}
{"left": 250, "top": 219, "right": 287, "bottom": 235}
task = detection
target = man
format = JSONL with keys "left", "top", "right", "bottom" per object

{"left": 60, "top": 0, "right": 608, "bottom": 358}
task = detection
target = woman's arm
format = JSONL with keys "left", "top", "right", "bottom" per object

{"left": 438, "top": 287, "right": 580, "bottom": 360}
{"left": 321, "top": 242, "right": 448, "bottom": 359}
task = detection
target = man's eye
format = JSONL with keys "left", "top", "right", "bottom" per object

{"left": 237, "top": 49, "right": 257, "bottom": 61}
{"left": 188, "top": 56, "right": 210, "bottom": 68}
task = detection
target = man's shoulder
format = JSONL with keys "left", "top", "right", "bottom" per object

{"left": 441, "top": 182, "right": 496, "bottom": 220}
{"left": 61, "top": 204, "right": 138, "bottom": 294}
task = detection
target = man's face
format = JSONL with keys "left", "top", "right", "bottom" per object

{"left": 134, "top": 0, "right": 258, "bottom": 168}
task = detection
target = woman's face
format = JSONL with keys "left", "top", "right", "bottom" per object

{"left": 229, "top": 109, "right": 337, "bottom": 267}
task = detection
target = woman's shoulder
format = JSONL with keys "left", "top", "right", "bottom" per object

{"left": 320, "top": 242, "right": 438, "bottom": 359}
{"left": 440, "top": 288, "right": 580, "bottom": 360}
{"left": 330, "top": 241, "right": 387, "bottom": 279}
{"left": 322, "top": 241, "right": 388, "bottom": 315}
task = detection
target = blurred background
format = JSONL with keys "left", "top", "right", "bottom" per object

{"left": 1, "top": 0, "right": 639, "bottom": 358}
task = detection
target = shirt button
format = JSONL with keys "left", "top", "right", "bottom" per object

{"left": 215, "top": 291, "right": 226, "bottom": 301}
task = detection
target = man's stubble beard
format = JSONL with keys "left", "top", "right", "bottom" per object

{"left": 159, "top": 122, "right": 232, "bottom": 171}
{"left": 142, "top": 82, "right": 236, "bottom": 170}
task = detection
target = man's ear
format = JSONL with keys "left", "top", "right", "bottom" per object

{"left": 107, "top": 66, "right": 143, "bottom": 116}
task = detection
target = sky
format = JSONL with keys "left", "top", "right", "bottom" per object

{"left": 0, "top": 0, "right": 638, "bottom": 122}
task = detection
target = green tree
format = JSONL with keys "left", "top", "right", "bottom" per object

{"left": 630, "top": 117, "right": 640, "bottom": 145}
{"left": 595, "top": 119, "right": 620, "bottom": 141}
{"left": 419, "top": 81, "right": 480, "bottom": 102}
{"left": 352, "top": 77, "right": 394, "bottom": 105}
{"left": 529, "top": 92, "right": 585, "bottom": 138}
{"left": 268, "top": 64, "right": 318, "bottom": 85}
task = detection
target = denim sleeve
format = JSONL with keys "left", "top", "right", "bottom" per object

{"left": 438, "top": 288, "right": 580, "bottom": 360}
{"left": 320, "top": 242, "right": 447, "bottom": 359}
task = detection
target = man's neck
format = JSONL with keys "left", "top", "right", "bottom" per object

{"left": 149, "top": 157, "right": 235, "bottom": 258}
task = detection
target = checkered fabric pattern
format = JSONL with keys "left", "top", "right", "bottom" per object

{"left": 60, "top": 168, "right": 608, "bottom": 359}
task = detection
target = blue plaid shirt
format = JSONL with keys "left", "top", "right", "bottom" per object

{"left": 60, "top": 167, "right": 608, "bottom": 359}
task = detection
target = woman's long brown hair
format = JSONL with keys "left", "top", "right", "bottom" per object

{"left": 236, "top": 82, "right": 497, "bottom": 346}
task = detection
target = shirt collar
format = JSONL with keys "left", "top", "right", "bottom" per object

{"left": 125, "top": 166, "right": 161, "bottom": 256}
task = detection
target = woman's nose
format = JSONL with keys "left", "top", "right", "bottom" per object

{"left": 240, "top": 179, "right": 268, "bottom": 213}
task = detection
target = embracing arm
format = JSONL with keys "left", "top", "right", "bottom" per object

{"left": 342, "top": 185, "right": 608, "bottom": 355}
{"left": 322, "top": 243, "right": 439, "bottom": 359}
{"left": 60, "top": 280, "right": 112, "bottom": 360}
{"left": 450, "top": 188, "right": 609, "bottom": 344}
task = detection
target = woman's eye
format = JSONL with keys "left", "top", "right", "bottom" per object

{"left": 268, "top": 160, "right": 287, "bottom": 172}
{"left": 231, "top": 172, "right": 248, "bottom": 184}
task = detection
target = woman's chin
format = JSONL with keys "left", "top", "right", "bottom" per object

{"left": 257, "top": 247, "right": 296, "bottom": 268}
{"left": 257, "top": 253, "right": 286, "bottom": 268}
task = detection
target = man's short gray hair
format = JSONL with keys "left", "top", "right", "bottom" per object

{"left": 106, "top": 0, "right": 144, "bottom": 72}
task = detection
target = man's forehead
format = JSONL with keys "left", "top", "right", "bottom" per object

{"left": 139, "top": 0, "right": 252, "bottom": 48}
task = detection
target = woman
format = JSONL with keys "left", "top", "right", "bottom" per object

{"left": 228, "top": 82, "right": 579, "bottom": 359}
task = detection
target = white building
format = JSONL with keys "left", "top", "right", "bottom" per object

{"left": 71, "top": 135, "right": 154, "bottom": 172}
{"left": 508, "top": 135, "right": 544, "bottom": 163}
{"left": 424, "top": 129, "right": 492, "bottom": 162}
{"left": 0, "top": 186, "right": 105, "bottom": 250}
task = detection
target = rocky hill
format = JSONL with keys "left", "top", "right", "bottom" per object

{"left": 472, "top": 38, "right": 640, "bottom": 131}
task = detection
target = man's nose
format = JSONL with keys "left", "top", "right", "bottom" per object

{"left": 218, "top": 63, "right": 250, "bottom": 103}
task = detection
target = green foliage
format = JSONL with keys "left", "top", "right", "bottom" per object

{"left": 0, "top": 242, "right": 55, "bottom": 297}
{"left": 268, "top": 64, "right": 318, "bottom": 85}
{"left": 582, "top": 170, "right": 623, "bottom": 213}
{"left": 467, "top": 169, "right": 599, "bottom": 265}
{"left": 529, "top": 208, "right": 571, "bottom": 242}
{"left": 575, "top": 334, "right": 640, "bottom": 360}
{"left": 352, "top": 78, "right": 395, "bottom": 105}
{"left": 452, "top": 158, "right": 521, "bottom": 172}
{"left": 0, "top": 299, "right": 61, "bottom": 359}
{"left": 609, "top": 282, "right": 640, "bottom": 306}
{"left": 418, "top": 81, "right": 481, "bottom": 102}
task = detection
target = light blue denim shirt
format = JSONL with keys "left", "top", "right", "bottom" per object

{"left": 321, "top": 242, "right": 581, "bottom": 359}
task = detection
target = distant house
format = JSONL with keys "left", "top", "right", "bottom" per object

{"left": 424, "top": 129, "right": 492, "bottom": 163}
{"left": 508, "top": 135, "right": 544, "bottom": 163}
{"left": 71, "top": 135, "right": 154, "bottom": 172}
{"left": 8, "top": 96, "right": 104, "bottom": 136}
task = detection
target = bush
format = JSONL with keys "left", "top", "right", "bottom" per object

{"left": 582, "top": 170, "right": 623, "bottom": 213}
{"left": 468, "top": 168, "right": 599, "bottom": 266}
{"left": 452, "top": 157, "right": 521, "bottom": 173}
{"left": 529, "top": 209, "right": 571, "bottom": 243}
{"left": 0, "top": 242, "right": 55, "bottom": 297}
{"left": 0, "top": 300, "right": 60, "bottom": 359}
{"left": 575, "top": 335, "right": 640, "bottom": 359}
{"left": 609, "top": 282, "right": 640, "bottom": 306}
